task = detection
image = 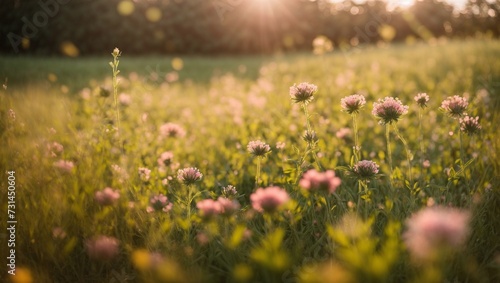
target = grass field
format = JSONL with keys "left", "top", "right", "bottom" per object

{"left": 1, "top": 39, "right": 500, "bottom": 283}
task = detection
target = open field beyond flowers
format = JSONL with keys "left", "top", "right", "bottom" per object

{"left": 1, "top": 39, "right": 500, "bottom": 283}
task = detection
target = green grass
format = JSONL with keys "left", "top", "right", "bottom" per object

{"left": 1, "top": 39, "right": 500, "bottom": 283}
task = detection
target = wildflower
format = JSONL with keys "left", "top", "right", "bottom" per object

{"left": 335, "top": 128, "right": 351, "bottom": 139}
{"left": 341, "top": 94, "right": 366, "bottom": 114}
{"left": 247, "top": 140, "right": 271, "bottom": 157}
{"left": 111, "top": 164, "right": 129, "bottom": 183}
{"left": 250, "top": 186, "right": 290, "bottom": 213}
{"left": 440, "top": 95, "right": 468, "bottom": 118}
{"left": 157, "top": 151, "right": 174, "bottom": 167}
{"left": 289, "top": 82, "right": 318, "bottom": 105}
{"left": 159, "top": 122, "right": 186, "bottom": 138}
{"left": 99, "top": 86, "right": 111, "bottom": 97}
{"left": 118, "top": 93, "right": 131, "bottom": 106}
{"left": 222, "top": 185, "right": 238, "bottom": 198}
{"left": 53, "top": 160, "right": 74, "bottom": 173}
{"left": 85, "top": 235, "right": 120, "bottom": 261}
{"left": 423, "top": 160, "right": 431, "bottom": 168}
{"left": 276, "top": 141, "right": 286, "bottom": 150}
{"left": 352, "top": 160, "right": 380, "bottom": 180}
{"left": 177, "top": 167, "right": 203, "bottom": 185}
{"left": 217, "top": 197, "right": 241, "bottom": 216}
{"left": 138, "top": 167, "right": 151, "bottom": 182}
{"left": 414, "top": 93, "right": 430, "bottom": 108}
{"left": 95, "top": 187, "right": 120, "bottom": 206}
{"left": 147, "top": 194, "right": 173, "bottom": 213}
{"left": 302, "top": 130, "right": 318, "bottom": 144}
{"left": 372, "top": 97, "right": 409, "bottom": 125}
{"left": 8, "top": 109, "right": 15, "bottom": 121}
{"left": 459, "top": 115, "right": 481, "bottom": 136}
{"left": 404, "top": 206, "right": 470, "bottom": 261}
{"left": 112, "top": 47, "right": 121, "bottom": 57}
{"left": 47, "top": 142, "right": 64, "bottom": 157}
{"left": 52, "top": 227, "right": 67, "bottom": 239}
{"left": 196, "top": 233, "right": 210, "bottom": 245}
{"left": 299, "top": 169, "right": 342, "bottom": 194}
{"left": 196, "top": 199, "right": 222, "bottom": 219}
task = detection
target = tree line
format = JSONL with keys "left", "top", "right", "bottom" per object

{"left": 1, "top": 0, "right": 499, "bottom": 55}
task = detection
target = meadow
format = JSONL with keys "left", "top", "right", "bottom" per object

{"left": 1, "top": 39, "right": 500, "bottom": 283}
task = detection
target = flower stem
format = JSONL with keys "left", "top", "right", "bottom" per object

{"left": 393, "top": 124, "right": 413, "bottom": 183}
{"left": 459, "top": 129, "right": 465, "bottom": 175}
{"left": 256, "top": 157, "right": 261, "bottom": 187}
{"left": 111, "top": 53, "right": 121, "bottom": 138}
{"left": 418, "top": 108, "right": 425, "bottom": 179}
{"left": 302, "top": 104, "right": 312, "bottom": 134}
{"left": 352, "top": 113, "right": 360, "bottom": 162}
{"left": 385, "top": 124, "right": 393, "bottom": 185}
{"left": 302, "top": 103, "right": 323, "bottom": 170}
{"left": 186, "top": 185, "right": 194, "bottom": 240}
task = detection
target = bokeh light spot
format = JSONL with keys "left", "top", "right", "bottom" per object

{"left": 60, "top": 41, "right": 80, "bottom": 57}
{"left": 379, "top": 24, "right": 396, "bottom": 42}
{"left": 146, "top": 7, "right": 162, "bottom": 22}
{"left": 22, "top": 37, "right": 30, "bottom": 50}
{"left": 118, "top": 1, "right": 135, "bottom": 16}
{"left": 171, "top": 57, "right": 184, "bottom": 71}
{"left": 48, "top": 73, "right": 58, "bottom": 82}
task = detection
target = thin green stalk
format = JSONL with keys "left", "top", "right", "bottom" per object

{"left": 357, "top": 180, "right": 363, "bottom": 215}
{"left": 352, "top": 113, "right": 360, "bottom": 162}
{"left": 459, "top": 129, "right": 471, "bottom": 199}
{"left": 110, "top": 50, "right": 121, "bottom": 138}
{"left": 418, "top": 108, "right": 425, "bottom": 179}
{"left": 302, "top": 103, "right": 323, "bottom": 170}
{"left": 186, "top": 185, "right": 194, "bottom": 239}
{"left": 302, "top": 104, "right": 313, "bottom": 134}
{"left": 393, "top": 124, "right": 413, "bottom": 183}
{"left": 357, "top": 180, "right": 369, "bottom": 218}
{"left": 385, "top": 124, "right": 393, "bottom": 185}
{"left": 256, "top": 157, "right": 262, "bottom": 187}
{"left": 459, "top": 129, "right": 465, "bottom": 175}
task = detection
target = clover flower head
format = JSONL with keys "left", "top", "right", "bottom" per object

{"left": 54, "top": 160, "right": 74, "bottom": 173}
{"left": 459, "top": 115, "right": 481, "bottom": 136}
{"left": 299, "top": 169, "right": 342, "bottom": 194}
{"left": 177, "top": 167, "right": 203, "bottom": 185}
{"left": 85, "top": 235, "right": 120, "bottom": 261}
{"left": 147, "top": 194, "right": 173, "bottom": 213}
{"left": 302, "top": 130, "right": 318, "bottom": 144}
{"left": 404, "top": 207, "right": 470, "bottom": 261}
{"left": 196, "top": 199, "right": 222, "bottom": 219}
{"left": 247, "top": 140, "right": 271, "bottom": 157}
{"left": 341, "top": 94, "right": 366, "bottom": 114}
{"left": 217, "top": 197, "right": 241, "bottom": 216}
{"left": 289, "top": 82, "right": 318, "bottom": 104}
{"left": 250, "top": 186, "right": 290, "bottom": 213}
{"left": 414, "top": 93, "right": 430, "bottom": 108}
{"left": 352, "top": 160, "right": 380, "bottom": 180}
{"left": 159, "top": 123, "right": 186, "bottom": 138}
{"left": 157, "top": 151, "right": 174, "bottom": 167}
{"left": 138, "top": 167, "right": 151, "bottom": 182}
{"left": 95, "top": 187, "right": 120, "bottom": 206}
{"left": 222, "top": 185, "right": 238, "bottom": 198}
{"left": 372, "top": 97, "right": 409, "bottom": 125}
{"left": 440, "top": 95, "right": 468, "bottom": 119}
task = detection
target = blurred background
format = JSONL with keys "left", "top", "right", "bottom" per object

{"left": 1, "top": 0, "right": 499, "bottom": 56}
